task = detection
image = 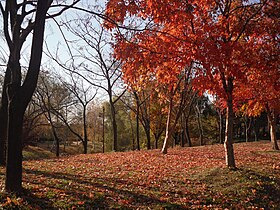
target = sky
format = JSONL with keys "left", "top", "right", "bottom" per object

{"left": 0, "top": 0, "right": 114, "bottom": 101}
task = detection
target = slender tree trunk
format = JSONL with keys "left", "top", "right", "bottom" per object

{"left": 161, "top": 97, "right": 173, "bottom": 154}
{"left": 134, "top": 92, "right": 141, "bottom": 151}
{"left": 253, "top": 118, "right": 259, "bottom": 142}
{"left": 180, "top": 115, "right": 185, "bottom": 147}
{"left": 49, "top": 117, "right": 60, "bottom": 157}
{"left": 144, "top": 123, "right": 151, "bottom": 150}
{"left": 136, "top": 105, "right": 140, "bottom": 150}
{"left": 55, "top": 131, "right": 60, "bottom": 157}
{"left": 266, "top": 108, "right": 279, "bottom": 150}
{"left": 109, "top": 100, "right": 118, "bottom": 151}
{"left": 83, "top": 106, "right": 87, "bottom": 154}
{"left": 224, "top": 79, "right": 236, "bottom": 168}
{"left": 219, "top": 111, "right": 225, "bottom": 144}
{"left": 195, "top": 103, "right": 203, "bottom": 146}
{"left": 102, "top": 106, "right": 105, "bottom": 153}
{"left": 128, "top": 112, "right": 135, "bottom": 150}
{"left": 154, "top": 133, "right": 160, "bottom": 149}
{"left": 245, "top": 116, "right": 252, "bottom": 142}
{"left": 154, "top": 136, "right": 158, "bottom": 149}
{"left": 185, "top": 123, "right": 192, "bottom": 147}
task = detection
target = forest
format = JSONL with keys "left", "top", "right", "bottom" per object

{"left": 0, "top": 0, "right": 279, "bottom": 208}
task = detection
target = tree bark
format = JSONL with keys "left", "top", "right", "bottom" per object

{"left": 0, "top": 73, "right": 9, "bottom": 165}
{"left": 252, "top": 118, "right": 259, "bottom": 142}
{"left": 5, "top": 96, "right": 24, "bottom": 192}
{"left": 83, "top": 105, "right": 88, "bottom": 154}
{"left": 219, "top": 110, "right": 225, "bottom": 144}
{"left": 134, "top": 93, "right": 140, "bottom": 150}
{"left": 224, "top": 78, "right": 236, "bottom": 168}
{"left": 195, "top": 102, "right": 204, "bottom": 146}
{"left": 5, "top": 0, "right": 50, "bottom": 192}
{"left": 145, "top": 122, "right": 151, "bottom": 150}
{"left": 185, "top": 123, "right": 192, "bottom": 147}
{"left": 266, "top": 108, "right": 279, "bottom": 150}
{"left": 110, "top": 99, "right": 118, "bottom": 151}
{"left": 161, "top": 97, "right": 173, "bottom": 154}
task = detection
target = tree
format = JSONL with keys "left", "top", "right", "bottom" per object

{"left": 47, "top": 13, "right": 126, "bottom": 152}
{"left": 233, "top": 0, "right": 280, "bottom": 150}
{"left": 104, "top": 0, "right": 274, "bottom": 168}
{"left": 0, "top": 0, "right": 80, "bottom": 192}
{"left": 60, "top": 73, "right": 97, "bottom": 154}
{"left": 36, "top": 72, "right": 75, "bottom": 157}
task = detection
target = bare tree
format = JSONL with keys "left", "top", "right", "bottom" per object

{"left": 60, "top": 72, "right": 97, "bottom": 154}
{"left": 35, "top": 72, "right": 75, "bottom": 157}
{"left": 46, "top": 14, "right": 126, "bottom": 152}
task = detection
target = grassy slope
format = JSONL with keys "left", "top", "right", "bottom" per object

{"left": 0, "top": 141, "right": 279, "bottom": 209}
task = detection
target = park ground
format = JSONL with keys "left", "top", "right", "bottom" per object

{"left": 0, "top": 141, "right": 279, "bottom": 209}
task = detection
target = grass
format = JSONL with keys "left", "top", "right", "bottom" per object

{"left": 0, "top": 141, "right": 279, "bottom": 209}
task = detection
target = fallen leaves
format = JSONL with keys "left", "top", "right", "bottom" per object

{"left": 0, "top": 141, "right": 279, "bottom": 209}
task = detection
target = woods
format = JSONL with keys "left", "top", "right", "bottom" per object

{"left": 0, "top": 1, "right": 279, "bottom": 207}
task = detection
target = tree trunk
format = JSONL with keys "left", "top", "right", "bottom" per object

{"left": 219, "top": 110, "right": 225, "bottom": 144}
{"left": 185, "top": 123, "right": 192, "bottom": 147}
{"left": 49, "top": 117, "right": 60, "bottom": 157}
{"left": 110, "top": 101, "right": 118, "bottom": 151}
{"left": 224, "top": 79, "right": 236, "bottom": 168}
{"left": 102, "top": 106, "right": 105, "bottom": 153}
{"left": 4, "top": 0, "right": 50, "bottom": 192}
{"left": 144, "top": 122, "right": 151, "bottom": 150}
{"left": 244, "top": 116, "right": 252, "bottom": 142}
{"left": 0, "top": 108, "right": 7, "bottom": 165}
{"left": 5, "top": 97, "right": 24, "bottom": 192}
{"left": 83, "top": 106, "right": 88, "bottom": 154}
{"left": 161, "top": 97, "right": 173, "bottom": 154}
{"left": 195, "top": 102, "right": 203, "bottom": 146}
{"left": 55, "top": 130, "right": 60, "bottom": 157}
{"left": 133, "top": 92, "right": 141, "bottom": 150}
{"left": 266, "top": 109, "right": 279, "bottom": 150}
{"left": 0, "top": 70, "right": 10, "bottom": 166}
{"left": 252, "top": 118, "right": 259, "bottom": 142}
{"left": 154, "top": 133, "right": 160, "bottom": 149}
{"left": 136, "top": 104, "right": 140, "bottom": 150}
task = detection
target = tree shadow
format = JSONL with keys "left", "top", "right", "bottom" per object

{"left": 23, "top": 168, "right": 188, "bottom": 209}
{"left": 239, "top": 168, "right": 280, "bottom": 209}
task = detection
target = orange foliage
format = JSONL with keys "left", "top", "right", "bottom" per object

{"left": 105, "top": 0, "right": 278, "bottom": 110}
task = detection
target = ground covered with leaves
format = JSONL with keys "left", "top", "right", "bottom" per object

{"left": 0, "top": 141, "right": 279, "bottom": 209}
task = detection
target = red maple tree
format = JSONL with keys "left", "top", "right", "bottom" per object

{"left": 104, "top": 0, "right": 278, "bottom": 168}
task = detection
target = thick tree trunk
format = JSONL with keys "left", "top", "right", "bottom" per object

{"left": 4, "top": 0, "right": 50, "bottom": 192}
{"left": 0, "top": 106, "right": 7, "bottom": 166}
{"left": 0, "top": 71, "right": 10, "bottom": 166}
{"left": 267, "top": 109, "right": 279, "bottom": 150}
{"left": 5, "top": 97, "right": 24, "bottom": 192}
{"left": 224, "top": 79, "right": 236, "bottom": 168}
